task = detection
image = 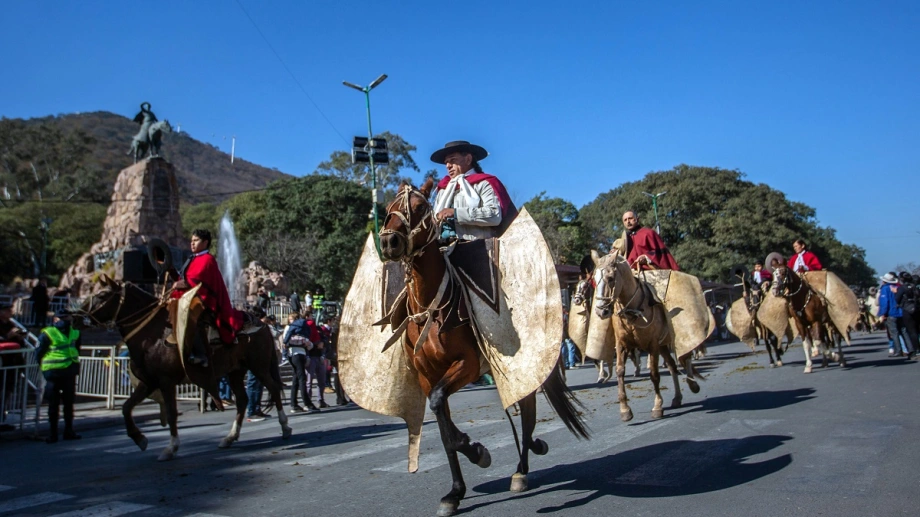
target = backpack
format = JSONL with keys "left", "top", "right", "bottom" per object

{"left": 900, "top": 284, "right": 917, "bottom": 316}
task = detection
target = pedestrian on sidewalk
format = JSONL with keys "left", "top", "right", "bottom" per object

{"left": 37, "top": 309, "right": 82, "bottom": 443}
{"left": 283, "top": 312, "right": 316, "bottom": 413}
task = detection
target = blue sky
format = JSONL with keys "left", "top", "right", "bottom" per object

{"left": 1, "top": 1, "right": 917, "bottom": 275}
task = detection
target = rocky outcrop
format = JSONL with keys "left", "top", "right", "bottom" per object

{"left": 59, "top": 158, "right": 184, "bottom": 296}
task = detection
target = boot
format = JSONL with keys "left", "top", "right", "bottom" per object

{"left": 46, "top": 423, "right": 58, "bottom": 444}
{"left": 189, "top": 337, "right": 209, "bottom": 368}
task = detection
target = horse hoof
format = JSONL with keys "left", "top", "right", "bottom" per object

{"left": 157, "top": 450, "right": 174, "bottom": 462}
{"left": 437, "top": 501, "right": 459, "bottom": 517}
{"left": 282, "top": 426, "right": 292, "bottom": 440}
{"left": 803, "top": 366, "right": 812, "bottom": 374}
{"left": 137, "top": 436, "right": 148, "bottom": 452}
{"left": 776, "top": 360, "right": 783, "bottom": 367}
{"left": 476, "top": 445, "right": 491, "bottom": 468}
{"left": 651, "top": 408, "right": 664, "bottom": 419}
{"left": 620, "top": 409, "right": 634, "bottom": 422}
{"left": 670, "top": 399, "right": 682, "bottom": 409}
{"left": 531, "top": 439, "right": 549, "bottom": 456}
{"left": 218, "top": 438, "right": 234, "bottom": 449}
{"left": 686, "top": 379, "right": 700, "bottom": 394}
{"left": 510, "top": 472, "right": 529, "bottom": 493}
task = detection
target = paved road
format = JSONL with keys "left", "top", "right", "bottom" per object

{"left": 1, "top": 331, "right": 918, "bottom": 517}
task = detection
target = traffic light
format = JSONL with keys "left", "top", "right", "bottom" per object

{"left": 351, "top": 137, "right": 389, "bottom": 164}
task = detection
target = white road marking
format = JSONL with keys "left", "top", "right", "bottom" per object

{"left": 102, "top": 417, "right": 380, "bottom": 454}
{"left": 375, "top": 421, "right": 566, "bottom": 473}
{"left": 0, "top": 492, "right": 75, "bottom": 513}
{"left": 0, "top": 486, "right": 11, "bottom": 492}
{"left": 46, "top": 501, "right": 152, "bottom": 517}
{"left": 291, "top": 419, "right": 503, "bottom": 468}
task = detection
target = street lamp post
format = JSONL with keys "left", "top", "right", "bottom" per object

{"left": 641, "top": 191, "right": 666, "bottom": 235}
{"left": 343, "top": 74, "right": 388, "bottom": 258}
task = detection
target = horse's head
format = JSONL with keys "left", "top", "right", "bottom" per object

{"left": 771, "top": 265, "right": 791, "bottom": 297}
{"left": 572, "top": 278, "right": 593, "bottom": 307}
{"left": 593, "top": 252, "right": 626, "bottom": 319}
{"left": 379, "top": 178, "right": 438, "bottom": 261}
{"left": 78, "top": 275, "right": 125, "bottom": 328}
{"left": 152, "top": 120, "right": 172, "bottom": 134}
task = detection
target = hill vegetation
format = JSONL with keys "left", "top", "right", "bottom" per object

{"left": 0, "top": 115, "right": 876, "bottom": 292}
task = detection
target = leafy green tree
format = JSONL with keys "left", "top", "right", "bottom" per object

{"left": 180, "top": 202, "right": 220, "bottom": 236}
{"left": 221, "top": 175, "right": 372, "bottom": 299}
{"left": 523, "top": 192, "right": 589, "bottom": 264}
{"left": 0, "top": 119, "right": 108, "bottom": 283}
{"left": 314, "top": 131, "right": 421, "bottom": 192}
{"left": 579, "top": 164, "right": 876, "bottom": 286}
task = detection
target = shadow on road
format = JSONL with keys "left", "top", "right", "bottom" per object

{"left": 670, "top": 388, "right": 816, "bottom": 415}
{"left": 468, "top": 434, "right": 792, "bottom": 512}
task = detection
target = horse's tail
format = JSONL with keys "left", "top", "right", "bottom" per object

{"left": 541, "top": 358, "right": 590, "bottom": 439}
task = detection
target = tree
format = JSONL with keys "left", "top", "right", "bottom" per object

{"left": 221, "top": 175, "right": 373, "bottom": 299}
{"left": 0, "top": 119, "right": 108, "bottom": 283}
{"left": 314, "top": 131, "right": 421, "bottom": 192}
{"left": 180, "top": 202, "right": 220, "bottom": 236}
{"left": 522, "top": 192, "right": 589, "bottom": 264}
{"left": 579, "top": 165, "right": 876, "bottom": 287}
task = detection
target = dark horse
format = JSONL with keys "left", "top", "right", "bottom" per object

{"left": 735, "top": 267, "right": 785, "bottom": 367}
{"left": 78, "top": 278, "right": 291, "bottom": 461}
{"left": 771, "top": 266, "right": 846, "bottom": 373}
{"left": 378, "top": 179, "right": 589, "bottom": 517}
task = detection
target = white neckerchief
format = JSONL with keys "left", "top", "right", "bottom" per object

{"left": 433, "top": 171, "right": 481, "bottom": 215}
{"left": 192, "top": 250, "right": 209, "bottom": 258}
{"left": 753, "top": 271, "right": 762, "bottom": 283}
{"left": 793, "top": 252, "right": 807, "bottom": 271}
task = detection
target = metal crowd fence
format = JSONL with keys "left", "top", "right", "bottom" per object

{"left": 0, "top": 295, "right": 80, "bottom": 328}
{"left": 77, "top": 346, "right": 206, "bottom": 410}
{"left": 0, "top": 319, "right": 44, "bottom": 435}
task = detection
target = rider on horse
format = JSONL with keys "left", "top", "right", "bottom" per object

{"left": 788, "top": 239, "right": 823, "bottom": 273}
{"left": 170, "top": 229, "right": 251, "bottom": 367}
{"left": 430, "top": 140, "right": 516, "bottom": 241}
{"left": 613, "top": 211, "right": 680, "bottom": 271}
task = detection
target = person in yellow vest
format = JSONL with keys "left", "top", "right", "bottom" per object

{"left": 36, "top": 308, "right": 82, "bottom": 443}
{"left": 312, "top": 287, "right": 325, "bottom": 324}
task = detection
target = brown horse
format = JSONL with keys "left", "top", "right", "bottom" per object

{"left": 78, "top": 278, "right": 291, "bottom": 461}
{"left": 771, "top": 266, "right": 846, "bottom": 373}
{"left": 378, "top": 180, "right": 589, "bottom": 517}
{"left": 735, "top": 269, "right": 785, "bottom": 367}
{"left": 593, "top": 253, "right": 699, "bottom": 421}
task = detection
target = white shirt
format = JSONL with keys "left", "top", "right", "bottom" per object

{"left": 432, "top": 172, "right": 503, "bottom": 241}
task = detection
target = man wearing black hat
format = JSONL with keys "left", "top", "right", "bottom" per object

{"left": 430, "top": 140, "right": 517, "bottom": 241}
{"left": 36, "top": 309, "right": 82, "bottom": 443}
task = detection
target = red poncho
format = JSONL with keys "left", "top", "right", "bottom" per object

{"left": 787, "top": 251, "right": 822, "bottom": 272}
{"left": 173, "top": 252, "right": 244, "bottom": 343}
{"left": 626, "top": 226, "right": 680, "bottom": 271}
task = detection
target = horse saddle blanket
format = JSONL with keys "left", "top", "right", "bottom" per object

{"left": 802, "top": 270, "right": 859, "bottom": 344}
{"left": 727, "top": 297, "right": 759, "bottom": 349}
{"left": 176, "top": 285, "right": 205, "bottom": 370}
{"left": 639, "top": 269, "right": 714, "bottom": 359}
{"left": 337, "top": 207, "right": 561, "bottom": 472}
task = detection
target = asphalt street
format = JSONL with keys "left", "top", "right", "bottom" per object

{"left": 1, "top": 331, "right": 918, "bottom": 517}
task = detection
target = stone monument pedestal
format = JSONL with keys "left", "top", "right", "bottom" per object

{"left": 60, "top": 158, "right": 185, "bottom": 296}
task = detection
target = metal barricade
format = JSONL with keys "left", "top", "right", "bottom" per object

{"left": 76, "top": 346, "right": 204, "bottom": 410}
{"left": 0, "top": 320, "right": 43, "bottom": 435}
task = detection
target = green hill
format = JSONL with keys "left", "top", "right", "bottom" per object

{"left": 25, "top": 111, "right": 291, "bottom": 203}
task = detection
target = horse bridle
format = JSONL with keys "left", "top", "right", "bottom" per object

{"left": 77, "top": 285, "right": 163, "bottom": 332}
{"left": 595, "top": 255, "right": 647, "bottom": 320}
{"left": 380, "top": 186, "right": 439, "bottom": 261}
{"left": 772, "top": 267, "right": 812, "bottom": 316}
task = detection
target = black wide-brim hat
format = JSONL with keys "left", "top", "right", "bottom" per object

{"left": 430, "top": 141, "right": 489, "bottom": 164}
